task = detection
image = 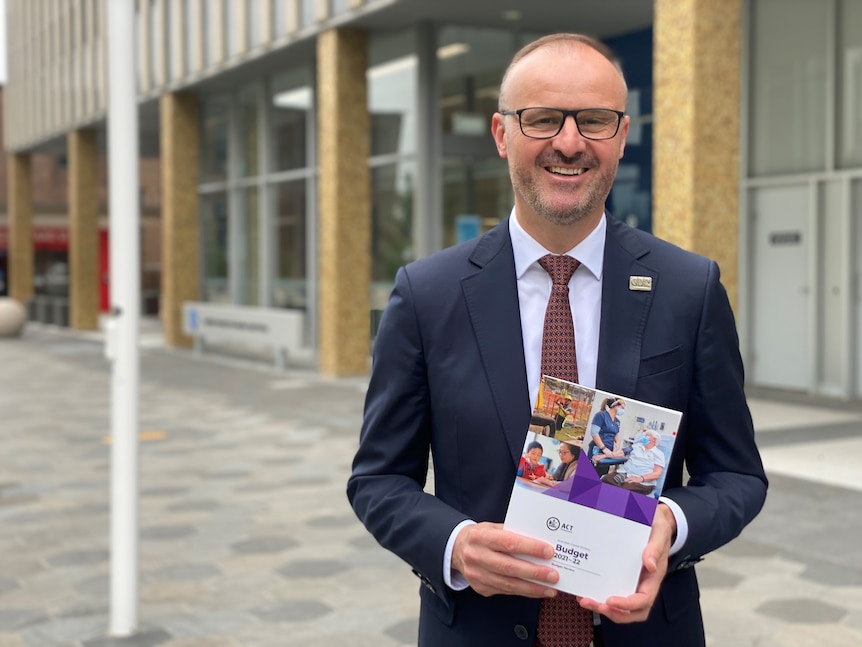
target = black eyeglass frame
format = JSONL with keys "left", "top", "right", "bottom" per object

{"left": 498, "top": 107, "right": 626, "bottom": 141}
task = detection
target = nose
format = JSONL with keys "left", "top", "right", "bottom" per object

{"left": 552, "top": 115, "right": 588, "bottom": 156}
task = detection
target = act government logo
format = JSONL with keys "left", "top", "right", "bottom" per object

{"left": 546, "top": 517, "right": 561, "bottom": 531}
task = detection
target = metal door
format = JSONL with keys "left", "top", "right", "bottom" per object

{"left": 750, "top": 185, "right": 810, "bottom": 390}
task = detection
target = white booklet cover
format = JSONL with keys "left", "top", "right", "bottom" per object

{"left": 503, "top": 375, "right": 682, "bottom": 601}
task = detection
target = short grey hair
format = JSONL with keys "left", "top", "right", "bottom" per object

{"left": 498, "top": 33, "right": 627, "bottom": 110}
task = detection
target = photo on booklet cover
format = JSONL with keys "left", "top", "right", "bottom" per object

{"left": 519, "top": 375, "right": 681, "bottom": 501}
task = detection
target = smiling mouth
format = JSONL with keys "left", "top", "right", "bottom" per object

{"left": 548, "top": 166, "right": 587, "bottom": 176}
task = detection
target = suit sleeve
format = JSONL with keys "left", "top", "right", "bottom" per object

{"left": 347, "top": 266, "right": 469, "bottom": 601}
{"left": 661, "top": 260, "right": 768, "bottom": 571}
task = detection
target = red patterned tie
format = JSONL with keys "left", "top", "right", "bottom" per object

{"left": 535, "top": 254, "right": 594, "bottom": 647}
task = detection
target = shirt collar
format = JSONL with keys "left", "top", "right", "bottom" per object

{"left": 508, "top": 208, "right": 606, "bottom": 280}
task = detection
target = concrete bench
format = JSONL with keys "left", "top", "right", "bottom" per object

{"left": 182, "top": 301, "right": 311, "bottom": 370}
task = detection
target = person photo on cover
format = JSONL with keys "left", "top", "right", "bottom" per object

{"left": 588, "top": 397, "right": 625, "bottom": 463}
{"left": 601, "top": 429, "right": 666, "bottom": 495}
{"left": 518, "top": 440, "right": 548, "bottom": 480}
{"left": 535, "top": 441, "right": 580, "bottom": 486}
{"left": 554, "top": 396, "right": 574, "bottom": 432}
{"left": 348, "top": 32, "right": 767, "bottom": 647}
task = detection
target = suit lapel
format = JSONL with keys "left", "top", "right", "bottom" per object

{"left": 596, "top": 217, "right": 656, "bottom": 396}
{"left": 461, "top": 222, "right": 532, "bottom": 464}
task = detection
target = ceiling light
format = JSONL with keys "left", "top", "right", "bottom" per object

{"left": 437, "top": 43, "right": 470, "bottom": 59}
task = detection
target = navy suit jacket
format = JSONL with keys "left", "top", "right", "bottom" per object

{"left": 348, "top": 216, "right": 767, "bottom": 647}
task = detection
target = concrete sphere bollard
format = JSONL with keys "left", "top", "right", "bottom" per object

{"left": 0, "top": 297, "right": 27, "bottom": 337}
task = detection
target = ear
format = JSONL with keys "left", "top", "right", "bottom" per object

{"left": 491, "top": 112, "right": 508, "bottom": 159}
{"left": 617, "top": 114, "right": 630, "bottom": 160}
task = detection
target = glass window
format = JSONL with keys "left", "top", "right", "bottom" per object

{"left": 368, "top": 30, "right": 417, "bottom": 156}
{"left": 239, "top": 85, "right": 260, "bottom": 177}
{"left": 271, "top": 68, "right": 311, "bottom": 171}
{"left": 442, "top": 157, "right": 511, "bottom": 249}
{"left": 301, "top": 0, "right": 314, "bottom": 28}
{"left": 274, "top": 0, "right": 286, "bottom": 39}
{"left": 226, "top": 0, "right": 237, "bottom": 57}
{"left": 749, "top": 0, "right": 828, "bottom": 176}
{"left": 203, "top": 0, "right": 219, "bottom": 66}
{"left": 436, "top": 26, "right": 518, "bottom": 249}
{"left": 148, "top": 0, "right": 159, "bottom": 87}
{"left": 201, "top": 191, "right": 229, "bottom": 302}
{"left": 838, "top": 0, "right": 862, "bottom": 169}
{"left": 371, "top": 161, "right": 415, "bottom": 310}
{"left": 438, "top": 26, "right": 511, "bottom": 137}
{"left": 274, "top": 179, "right": 307, "bottom": 309}
{"left": 239, "top": 187, "right": 260, "bottom": 305}
{"left": 818, "top": 180, "right": 845, "bottom": 392}
{"left": 606, "top": 29, "right": 653, "bottom": 232}
{"left": 164, "top": 0, "right": 175, "bottom": 80}
{"left": 332, "top": 0, "right": 349, "bottom": 16}
{"left": 200, "top": 96, "right": 229, "bottom": 183}
{"left": 247, "top": 0, "right": 259, "bottom": 49}
{"left": 184, "top": 0, "right": 193, "bottom": 73}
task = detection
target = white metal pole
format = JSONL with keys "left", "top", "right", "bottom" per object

{"left": 106, "top": 0, "right": 140, "bottom": 637}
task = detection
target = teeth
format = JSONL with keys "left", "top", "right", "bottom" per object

{"left": 549, "top": 166, "right": 585, "bottom": 176}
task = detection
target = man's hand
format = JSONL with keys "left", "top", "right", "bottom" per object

{"left": 578, "top": 503, "right": 676, "bottom": 622}
{"left": 452, "top": 522, "right": 560, "bottom": 598}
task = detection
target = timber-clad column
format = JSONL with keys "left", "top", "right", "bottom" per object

{"left": 653, "top": 0, "right": 742, "bottom": 310}
{"left": 160, "top": 91, "right": 200, "bottom": 347}
{"left": 68, "top": 129, "right": 100, "bottom": 329}
{"left": 7, "top": 152, "right": 33, "bottom": 303}
{"left": 317, "top": 29, "right": 370, "bottom": 376}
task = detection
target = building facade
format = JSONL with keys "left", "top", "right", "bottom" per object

{"left": 3, "top": 0, "right": 861, "bottom": 400}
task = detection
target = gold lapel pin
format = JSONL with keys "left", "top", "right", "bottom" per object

{"left": 629, "top": 276, "right": 653, "bottom": 292}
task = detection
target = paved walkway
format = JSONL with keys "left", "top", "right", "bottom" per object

{"left": 1, "top": 322, "right": 861, "bottom": 646}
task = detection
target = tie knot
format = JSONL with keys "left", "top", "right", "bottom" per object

{"left": 538, "top": 254, "right": 579, "bottom": 286}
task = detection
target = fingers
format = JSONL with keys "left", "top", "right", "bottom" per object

{"left": 452, "top": 522, "right": 560, "bottom": 598}
{"left": 580, "top": 507, "right": 675, "bottom": 624}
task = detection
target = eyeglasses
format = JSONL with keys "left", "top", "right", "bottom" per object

{"left": 498, "top": 107, "right": 625, "bottom": 141}
{"left": 558, "top": 448, "right": 572, "bottom": 455}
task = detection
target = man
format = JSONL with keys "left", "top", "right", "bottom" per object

{"left": 348, "top": 33, "right": 767, "bottom": 647}
{"left": 601, "top": 430, "right": 665, "bottom": 495}
{"left": 554, "top": 397, "right": 574, "bottom": 432}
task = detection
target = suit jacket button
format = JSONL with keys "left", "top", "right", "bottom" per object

{"left": 514, "top": 625, "right": 529, "bottom": 640}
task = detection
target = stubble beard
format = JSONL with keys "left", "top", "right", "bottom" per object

{"left": 512, "top": 155, "right": 619, "bottom": 227}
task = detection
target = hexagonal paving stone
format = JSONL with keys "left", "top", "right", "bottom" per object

{"left": 277, "top": 560, "right": 345, "bottom": 579}
{"left": 140, "top": 525, "right": 196, "bottom": 541}
{"left": 251, "top": 600, "right": 333, "bottom": 623}
{"left": 230, "top": 537, "right": 298, "bottom": 555}
{"left": 82, "top": 627, "right": 174, "bottom": 647}
{"left": 348, "top": 534, "right": 379, "bottom": 550}
{"left": 694, "top": 566, "right": 744, "bottom": 589}
{"left": 306, "top": 514, "right": 356, "bottom": 529}
{"left": 141, "top": 487, "right": 189, "bottom": 498}
{"left": 0, "top": 609, "right": 48, "bottom": 631}
{"left": 74, "top": 575, "right": 109, "bottom": 596}
{"left": 148, "top": 563, "right": 221, "bottom": 581}
{"left": 384, "top": 618, "right": 419, "bottom": 644}
{"left": 800, "top": 561, "right": 862, "bottom": 587}
{"left": 756, "top": 598, "right": 848, "bottom": 624}
{"left": 166, "top": 500, "right": 222, "bottom": 512}
{"left": 47, "top": 549, "right": 110, "bottom": 567}
{"left": 0, "top": 578, "right": 20, "bottom": 594}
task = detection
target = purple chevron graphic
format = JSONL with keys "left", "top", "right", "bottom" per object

{"left": 541, "top": 447, "right": 657, "bottom": 525}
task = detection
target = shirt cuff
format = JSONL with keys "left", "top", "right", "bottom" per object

{"left": 658, "top": 496, "right": 688, "bottom": 555}
{"left": 443, "top": 519, "right": 476, "bottom": 591}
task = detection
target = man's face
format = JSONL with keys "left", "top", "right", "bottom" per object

{"left": 492, "top": 44, "right": 629, "bottom": 229}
